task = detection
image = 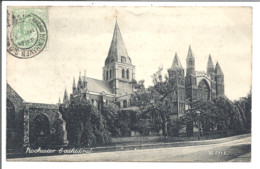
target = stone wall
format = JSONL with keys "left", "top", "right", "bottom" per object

{"left": 6, "top": 84, "right": 25, "bottom": 150}
{"left": 7, "top": 84, "right": 68, "bottom": 150}
{"left": 26, "top": 102, "right": 68, "bottom": 147}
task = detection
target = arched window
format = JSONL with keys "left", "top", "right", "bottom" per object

{"left": 106, "top": 71, "right": 108, "bottom": 80}
{"left": 121, "top": 56, "right": 126, "bottom": 63}
{"left": 91, "top": 99, "right": 94, "bottom": 105}
{"left": 30, "top": 114, "right": 50, "bottom": 147}
{"left": 117, "top": 102, "right": 121, "bottom": 108}
{"left": 198, "top": 79, "right": 210, "bottom": 101}
{"left": 122, "top": 69, "right": 125, "bottom": 78}
{"left": 126, "top": 69, "right": 129, "bottom": 79}
{"left": 123, "top": 100, "right": 127, "bottom": 108}
{"left": 109, "top": 69, "right": 112, "bottom": 78}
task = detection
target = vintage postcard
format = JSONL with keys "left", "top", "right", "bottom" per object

{"left": 4, "top": 5, "right": 252, "bottom": 162}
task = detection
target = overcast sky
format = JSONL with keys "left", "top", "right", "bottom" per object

{"left": 7, "top": 7, "right": 252, "bottom": 104}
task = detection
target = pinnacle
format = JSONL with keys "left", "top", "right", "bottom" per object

{"left": 207, "top": 54, "right": 214, "bottom": 68}
{"left": 78, "top": 72, "right": 82, "bottom": 82}
{"left": 63, "top": 87, "right": 68, "bottom": 103}
{"left": 73, "top": 77, "right": 76, "bottom": 88}
{"left": 187, "top": 45, "right": 194, "bottom": 59}
{"left": 105, "top": 20, "right": 131, "bottom": 65}
{"left": 215, "top": 62, "right": 224, "bottom": 75}
{"left": 171, "top": 52, "right": 183, "bottom": 69}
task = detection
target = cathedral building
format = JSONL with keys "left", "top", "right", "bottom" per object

{"left": 62, "top": 20, "right": 225, "bottom": 116}
{"left": 63, "top": 20, "right": 135, "bottom": 109}
{"left": 6, "top": 20, "right": 226, "bottom": 153}
{"left": 168, "top": 46, "right": 225, "bottom": 116}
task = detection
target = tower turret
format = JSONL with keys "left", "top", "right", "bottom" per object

{"left": 105, "top": 19, "right": 131, "bottom": 66}
{"left": 171, "top": 52, "right": 183, "bottom": 69}
{"left": 72, "top": 77, "right": 76, "bottom": 93}
{"left": 186, "top": 45, "right": 195, "bottom": 76}
{"left": 103, "top": 19, "right": 135, "bottom": 95}
{"left": 185, "top": 45, "right": 197, "bottom": 101}
{"left": 206, "top": 54, "right": 216, "bottom": 99}
{"left": 207, "top": 54, "right": 215, "bottom": 75}
{"left": 168, "top": 52, "right": 185, "bottom": 115}
{"left": 215, "top": 62, "right": 225, "bottom": 97}
{"left": 168, "top": 52, "right": 185, "bottom": 82}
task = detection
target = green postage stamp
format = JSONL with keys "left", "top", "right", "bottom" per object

{"left": 7, "top": 7, "right": 48, "bottom": 59}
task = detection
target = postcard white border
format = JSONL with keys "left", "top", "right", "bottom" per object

{"left": 1, "top": 1, "right": 260, "bottom": 169}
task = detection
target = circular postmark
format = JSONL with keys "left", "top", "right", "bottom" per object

{"left": 7, "top": 13, "right": 47, "bottom": 59}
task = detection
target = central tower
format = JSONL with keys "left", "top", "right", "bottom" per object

{"left": 103, "top": 20, "right": 135, "bottom": 95}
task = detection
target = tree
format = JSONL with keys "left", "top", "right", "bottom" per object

{"left": 59, "top": 100, "right": 111, "bottom": 147}
{"left": 244, "top": 90, "right": 252, "bottom": 131}
{"left": 182, "top": 93, "right": 251, "bottom": 137}
{"left": 131, "top": 67, "right": 183, "bottom": 137}
{"left": 232, "top": 90, "right": 251, "bottom": 133}
{"left": 101, "top": 102, "right": 120, "bottom": 136}
{"left": 185, "top": 97, "right": 235, "bottom": 136}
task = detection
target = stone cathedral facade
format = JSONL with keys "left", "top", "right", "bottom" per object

{"left": 63, "top": 20, "right": 225, "bottom": 116}
{"left": 168, "top": 46, "right": 225, "bottom": 116}
{"left": 63, "top": 20, "right": 135, "bottom": 109}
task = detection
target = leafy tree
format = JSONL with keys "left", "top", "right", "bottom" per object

{"left": 232, "top": 90, "right": 251, "bottom": 133}
{"left": 131, "top": 67, "right": 183, "bottom": 137}
{"left": 59, "top": 100, "right": 111, "bottom": 147}
{"left": 101, "top": 103, "right": 120, "bottom": 136}
{"left": 182, "top": 92, "right": 252, "bottom": 137}
{"left": 244, "top": 91, "right": 252, "bottom": 131}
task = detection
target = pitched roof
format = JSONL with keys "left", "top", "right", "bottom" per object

{"left": 215, "top": 62, "right": 224, "bottom": 75}
{"left": 187, "top": 45, "right": 194, "bottom": 59}
{"left": 105, "top": 20, "right": 131, "bottom": 65}
{"left": 171, "top": 52, "right": 183, "bottom": 69}
{"left": 7, "top": 83, "right": 25, "bottom": 112}
{"left": 25, "top": 102, "right": 58, "bottom": 109}
{"left": 83, "top": 77, "right": 113, "bottom": 94}
{"left": 7, "top": 83, "right": 24, "bottom": 102}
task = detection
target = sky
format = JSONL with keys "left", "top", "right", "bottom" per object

{"left": 7, "top": 6, "right": 252, "bottom": 104}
